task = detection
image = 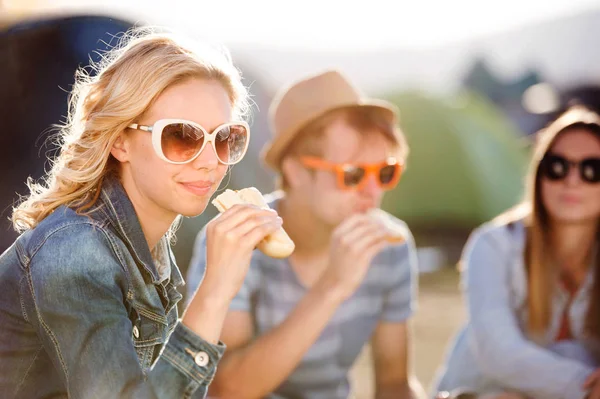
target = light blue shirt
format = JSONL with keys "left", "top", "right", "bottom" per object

{"left": 187, "top": 193, "right": 419, "bottom": 399}
{"left": 433, "top": 218, "right": 599, "bottom": 399}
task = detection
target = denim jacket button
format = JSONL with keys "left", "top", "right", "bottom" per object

{"left": 194, "top": 351, "right": 209, "bottom": 367}
{"left": 132, "top": 325, "right": 140, "bottom": 339}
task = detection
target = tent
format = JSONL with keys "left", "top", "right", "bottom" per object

{"left": 381, "top": 90, "right": 530, "bottom": 229}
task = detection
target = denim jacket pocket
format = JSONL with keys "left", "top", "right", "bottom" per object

{"left": 130, "top": 307, "right": 168, "bottom": 373}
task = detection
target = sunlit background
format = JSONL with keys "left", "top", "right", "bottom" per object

{"left": 2, "top": 0, "right": 600, "bottom": 395}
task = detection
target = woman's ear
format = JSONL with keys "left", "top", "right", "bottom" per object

{"left": 281, "top": 156, "right": 310, "bottom": 190}
{"left": 110, "top": 132, "right": 130, "bottom": 163}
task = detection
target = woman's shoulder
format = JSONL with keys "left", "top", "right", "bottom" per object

{"left": 22, "top": 207, "right": 121, "bottom": 274}
{"left": 26, "top": 205, "right": 102, "bottom": 240}
{"left": 468, "top": 209, "right": 528, "bottom": 254}
{"left": 17, "top": 209, "right": 130, "bottom": 308}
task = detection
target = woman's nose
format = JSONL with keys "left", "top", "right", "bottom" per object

{"left": 564, "top": 163, "right": 582, "bottom": 186}
{"left": 191, "top": 141, "right": 219, "bottom": 169}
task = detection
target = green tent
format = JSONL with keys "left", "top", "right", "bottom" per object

{"left": 381, "top": 90, "right": 530, "bottom": 229}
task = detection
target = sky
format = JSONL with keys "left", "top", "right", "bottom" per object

{"left": 6, "top": 0, "right": 600, "bottom": 50}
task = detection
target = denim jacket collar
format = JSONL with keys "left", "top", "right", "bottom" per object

{"left": 95, "top": 174, "right": 184, "bottom": 287}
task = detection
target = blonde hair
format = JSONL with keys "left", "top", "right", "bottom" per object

{"left": 499, "top": 105, "right": 600, "bottom": 340}
{"left": 12, "top": 27, "right": 249, "bottom": 232}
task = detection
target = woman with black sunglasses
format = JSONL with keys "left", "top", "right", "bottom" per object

{"left": 432, "top": 106, "right": 600, "bottom": 399}
{"left": 0, "top": 28, "right": 282, "bottom": 398}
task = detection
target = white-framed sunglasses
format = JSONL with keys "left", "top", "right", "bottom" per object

{"left": 127, "top": 119, "right": 250, "bottom": 165}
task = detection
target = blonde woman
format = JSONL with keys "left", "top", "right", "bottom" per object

{"left": 433, "top": 106, "right": 600, "bottom": 399}
{"left": 0, "top": 29, "right": 282, "bottom": 398}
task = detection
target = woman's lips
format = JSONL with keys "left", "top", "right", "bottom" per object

{"left": 559, "top": 193, "right": 583, "bottom": 204}
{"left": 179, "top": 181, "right": 214, "bottom": 196}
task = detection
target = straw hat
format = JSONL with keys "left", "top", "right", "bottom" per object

{"left": 261, "top": 69, "right": 400, "bottom": 171}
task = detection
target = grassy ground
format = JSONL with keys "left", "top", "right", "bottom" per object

{"left": 350, "top": 267, "right": 466, "bottom": 398}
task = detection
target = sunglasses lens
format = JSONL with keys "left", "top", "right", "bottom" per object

{"left": 214, "top": 124, "right": 249, "bottom": 164}
{"left": 541, "top": 155, "right": 569, "bottom": 180}
{"left": 581, "top": 159, "right": 600, "bottom": 183}
{"left": 343, "top": 167, "right": 365, "bottom": 187}
{"left": 379, "top": 164, "right": 399, "bottom": 186}
{"left": 160, "top": 122, "right": 249, "bottom": 164}
{"left": 161, "top": 123, "right": 204, "bottom": 162}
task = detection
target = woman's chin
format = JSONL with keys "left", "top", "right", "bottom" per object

{"left": 176, "top": 202, "right": 210, "bottom": 218}
{"left": 550, "top": 213, "right": 597, "bottom": 226}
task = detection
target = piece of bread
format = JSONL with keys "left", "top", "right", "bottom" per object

{"left": 367, "top": 208, "right": 406, "bottom": 244}
{"left": 212, "top": 187, "right": 295, "bottom": 258}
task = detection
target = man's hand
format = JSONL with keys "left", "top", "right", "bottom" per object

{"left": 317, "top": 213, "right": 390, "bottom": 301}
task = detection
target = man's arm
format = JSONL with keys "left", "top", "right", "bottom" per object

{"left": 372, "top": 321, "right": 425, "bottom": 399}
{"left": 208, "top": 284, "right": 345, "bottom": 399}
{"left": 371, "top": 220, "right": 423, "bottom": 399}
{"left": 190, "top": 226, "right": 348, "bottom": 399}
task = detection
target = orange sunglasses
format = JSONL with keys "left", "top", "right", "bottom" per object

{"left": 300, "top": 156, "right": 403, "bottom": 191}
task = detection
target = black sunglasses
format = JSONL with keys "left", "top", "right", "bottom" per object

{"left": 540, "top": 154, "right": 600, "bottom": 183}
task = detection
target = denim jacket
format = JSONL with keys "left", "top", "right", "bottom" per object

{"left": 0, "top": 175, "right": 225, "bottom": 398}
{"left": 433, "top": 219, "right": 599, "bottom": 399}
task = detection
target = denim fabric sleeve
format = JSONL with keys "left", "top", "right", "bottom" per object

{"left": 464, "top": 225, "right": 593, "bottom": 399}
{"left": 27, "top": 224, "right": 224, "bottom": 399}
{"left": 380, "top": 230, "right": 418, "bottom": 323}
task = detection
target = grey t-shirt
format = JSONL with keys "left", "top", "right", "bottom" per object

{"left": 186, "top": 194, "right": 418, "bottom": 399}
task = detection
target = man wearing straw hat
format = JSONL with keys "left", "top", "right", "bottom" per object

{"left": 187, "top": 69, "right": 423, "bottom": 399}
